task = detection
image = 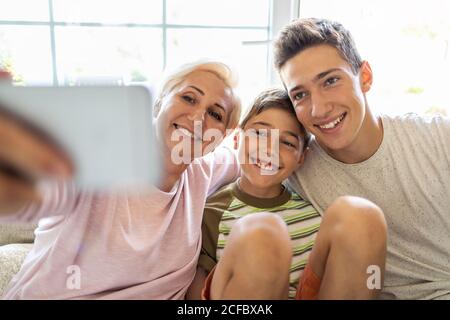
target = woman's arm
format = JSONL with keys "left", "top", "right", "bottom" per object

{"left": 0, "top": 110, "right": 74, "bottom": 222}
{"left": 201, "top": 146, "right": 241, "bottom": 196}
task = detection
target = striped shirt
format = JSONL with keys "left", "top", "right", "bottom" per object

{"left": 199, "top": 180, "right": 321, "bottom": 299}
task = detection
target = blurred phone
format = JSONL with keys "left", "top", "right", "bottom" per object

{"left": 0, "top": 85, "right": 158, "bottom": 190}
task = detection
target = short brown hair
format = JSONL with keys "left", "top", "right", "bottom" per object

{"left": 240, "top": 88, "right": 310, "bottom": 150}
{"left": 273, "top": 18, "right": 362, "bottom": 74}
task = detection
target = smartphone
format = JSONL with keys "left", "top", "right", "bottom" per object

{"left": 0, "top": 85, "right": 158, "bottom": 190}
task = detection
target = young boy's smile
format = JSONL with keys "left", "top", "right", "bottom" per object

{"left": 236, "top": 107, "right": 306, "bottom": 198}
{"left": 280, "top": 44, "right": 381, "bottom": 163}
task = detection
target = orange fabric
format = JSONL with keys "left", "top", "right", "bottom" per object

{"left": 201, "top": 266, "right": 216, "bottom": 300}
{"left": 296, "top": 263, "right": 321, "bottom": 300}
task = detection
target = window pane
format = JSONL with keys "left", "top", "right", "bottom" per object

{"left": 167, "top": 28, "right": 269, "bottom": 106}
{"left": 52, "top": 0, "right": 162, "bottom": 24}
{"left": 55, "top": 27, "right": 163, "bottom": 85}
{"left": 0, "top": 26, "right": 53, "bottom": 85}
{"left": 0, "top": 0, "right": 49, "bottom": 21}
{"left": 167, "top": 0, "right": 270, "bottom": 27}
{"left": 300, "top": 0, "right": 450, "bottom": 115}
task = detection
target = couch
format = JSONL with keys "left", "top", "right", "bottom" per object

{"left": 0, "top": 223, "right": 36, "bottom": 297}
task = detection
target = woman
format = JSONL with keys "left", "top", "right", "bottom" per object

{"left": 0, "top": 61, "right": 241, "bottom": 299}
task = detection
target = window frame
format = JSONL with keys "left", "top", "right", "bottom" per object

{"left": 0, "top": 0, "right": 298, "bottom": 86}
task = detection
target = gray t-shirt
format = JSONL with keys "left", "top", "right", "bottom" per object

{"left": 288, "top": 113, "right": 450, "bottom": 300}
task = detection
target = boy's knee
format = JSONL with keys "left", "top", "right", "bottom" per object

{"left": 236, "top": 211, "right": 286, "bottom": 230}
{"left": 324, "top": 196, "right": 387, "bottom": 244}
{"left": 231, "top": 212, "right": 292, "bottom": 263}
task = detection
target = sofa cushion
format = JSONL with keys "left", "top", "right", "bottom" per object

{"left": 0, "top": 223, "right": 36, "bottom": 297}
{"left": 0, "top": 223, "right": 36, "bottom": 246}
{"left": 0, "top": 243, "right": 33, "bottom": 297}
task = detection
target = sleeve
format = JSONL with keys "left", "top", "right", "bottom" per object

{"left": 429, "top": 115, "right": 450, "bottom": 167}
{"left": 400, "top": 114, "right": 450, "bottom": 171}
{"left": 200, "top": 146, "right": 241, "bottom": 197}
{"left": 0, "top": 179, "right": 80, "bottom": 224}
{"left": 198, "top": 205, "right": 221, "bottom": 274}
{"left": 198, "top": 185, "right": 233, "bottom": 274}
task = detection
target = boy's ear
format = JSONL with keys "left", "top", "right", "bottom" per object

{"left": 359, "top": 61, "right": 373, "bottom": 93}
{"left": 297, "top": 147, "right": 309, "bottom": 167}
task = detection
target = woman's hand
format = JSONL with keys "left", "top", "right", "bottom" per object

{"left": 0, "top": 111, "right": 73, "bottom": 214}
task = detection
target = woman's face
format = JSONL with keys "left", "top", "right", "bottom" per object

{"left": 154, "top": 70, "right": 234, "bottom": 164}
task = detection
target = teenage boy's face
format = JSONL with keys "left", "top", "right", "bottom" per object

{"left": 280, "top": 44, "right": 373, "bottom": 154}
{"left": 237, "top": 108, "right": 305, "bottom": 189}
{"left": 154, "top": 70, "right": 233, "bottom": 162}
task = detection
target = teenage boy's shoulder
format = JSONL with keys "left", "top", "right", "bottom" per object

{"left": 383, "top": 112, "right": 450, "bottom": 129}
{"left": 382, "top": 113, "right": 450, "bottom": 152}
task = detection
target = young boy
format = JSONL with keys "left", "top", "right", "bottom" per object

{"left": 187, "top": 88, "right": 387, "bottom": 300}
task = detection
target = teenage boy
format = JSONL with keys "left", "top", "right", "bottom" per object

{"left": 274, "top": 17, "right": 450, "bottom": 300}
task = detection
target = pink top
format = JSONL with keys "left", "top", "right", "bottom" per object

{"left": 1, "top": 147, "right": 239, "bottom": 299}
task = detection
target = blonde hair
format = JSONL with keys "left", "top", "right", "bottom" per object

{"left": 154, "top": 60, "right": 241, "bottom": 129}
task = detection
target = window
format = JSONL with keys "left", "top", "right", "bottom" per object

{"left": 298, "top": 0, "right": 450, "bottom": 116}
{"left": 0, "top": 0, "right": 288, "bottom": 107}
{"left": 3, "top": 1, "right": 446, "bottom": 115}
{"left": 0, "top": 25, "right": 53, "bottom": 84}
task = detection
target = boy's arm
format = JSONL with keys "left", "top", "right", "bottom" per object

{"left": 188, "top": 181, "right": 232, "bottom": 299}
{"left": 186, "top": 267, "right": 209, "bottom": 300}
{"left": 186, "top": 246, "right": 219, "bottom": 300}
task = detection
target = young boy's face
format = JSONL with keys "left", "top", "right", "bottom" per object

{"left": 237, "top": 107, "right": 306, "bottom": 190}
{"left": 279, "top": 44, "right": 373, "bottom": 155}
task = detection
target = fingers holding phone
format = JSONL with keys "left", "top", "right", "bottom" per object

{"left": 0, "top": 111, "right": 74, "bottom": 214}
{"left": 0, "top": 85, "right": 157, "bottom": 192}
